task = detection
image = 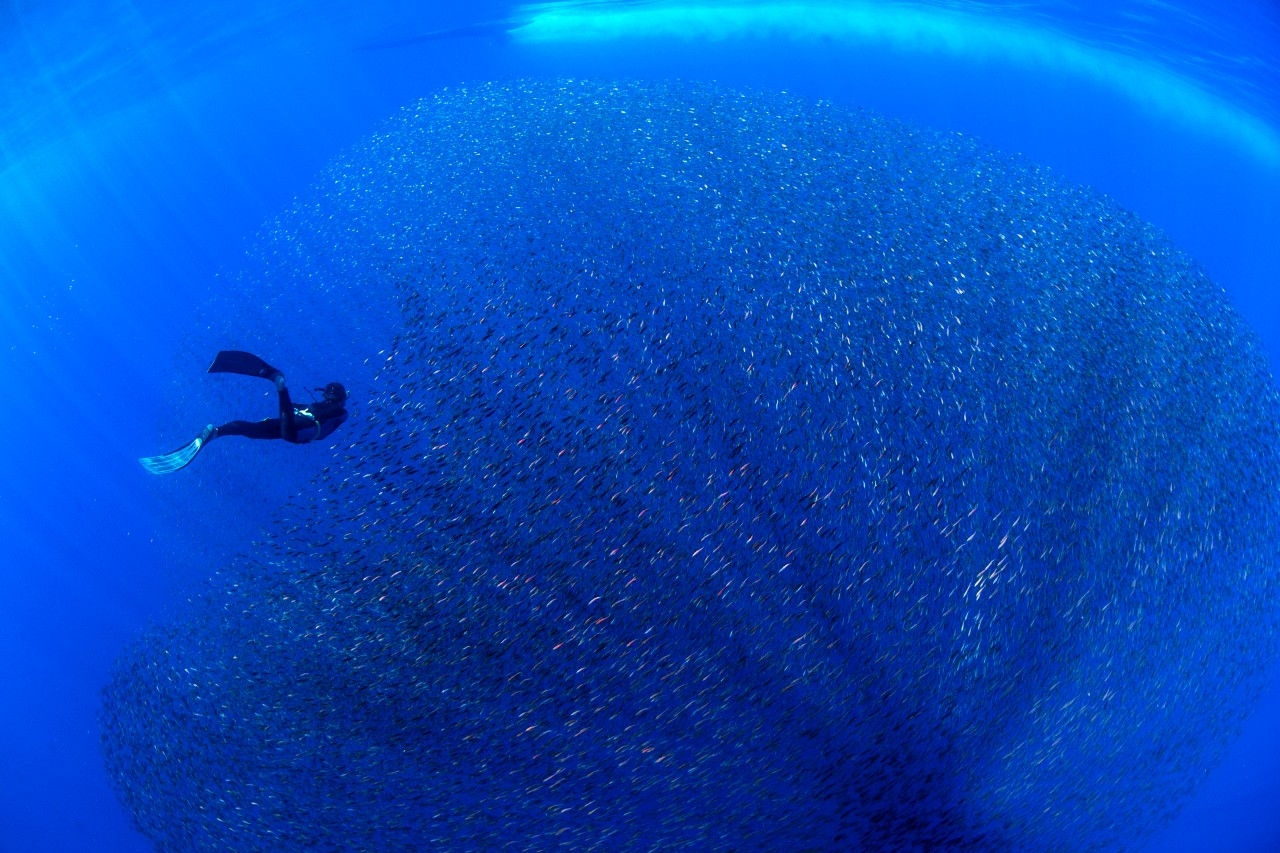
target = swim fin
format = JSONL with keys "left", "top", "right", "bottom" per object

{"left": 207, "top": 350, "right": 280, "bottom": 380}
{"left": 139, "top": 426, "right": 216, "bottom": 475}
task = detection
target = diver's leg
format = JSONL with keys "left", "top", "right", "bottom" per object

{"left": 274, "top": 374, "right": 299, "bottom": 440}
{"left": 215, "top": 418, "right": 284, "bottom": 439}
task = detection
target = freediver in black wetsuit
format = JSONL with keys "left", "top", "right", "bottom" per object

{"left": 139, "top": 351, "right": 348, "bottom": 474}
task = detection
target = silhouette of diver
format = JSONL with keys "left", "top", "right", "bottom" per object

{"left": 139, "top": 351, "right": 348, "bottom": 474}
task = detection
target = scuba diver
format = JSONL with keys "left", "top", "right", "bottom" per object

{"left": 139, "top": 350, "right": 348, "bottom": 475}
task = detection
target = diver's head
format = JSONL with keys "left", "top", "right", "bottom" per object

{"left": 322, "top": 382, "right": 348, "bottom": 404}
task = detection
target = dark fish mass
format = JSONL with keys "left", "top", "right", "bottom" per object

{"left": 102, "top": 80, "right": 1280, "bottom": 851}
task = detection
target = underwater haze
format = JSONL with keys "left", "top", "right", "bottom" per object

{"left": 4, "top": 1, "right": 1280, "bottom": 851}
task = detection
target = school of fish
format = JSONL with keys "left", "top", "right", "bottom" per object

{"left": 101, "top": 80, "right": 1280, "bottom": 851}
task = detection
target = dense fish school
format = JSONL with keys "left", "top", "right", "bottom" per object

{"left": 103, "top": 81, "right": 1280, "bottom": 851}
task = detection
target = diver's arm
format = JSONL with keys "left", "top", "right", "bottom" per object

{"left": 314, "top": 407, "right": 348, "bottom": 440}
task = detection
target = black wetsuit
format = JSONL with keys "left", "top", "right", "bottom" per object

{"left": 215, "top": 384, "right": 347, "bottom": 443}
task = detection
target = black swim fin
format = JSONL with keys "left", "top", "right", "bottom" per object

{"left": 207, "top": 350, "right": 280, "bottom": 380}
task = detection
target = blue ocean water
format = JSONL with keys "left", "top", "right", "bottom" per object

{"left": 3, "top": 1, "right": 1279, "bottom": 850}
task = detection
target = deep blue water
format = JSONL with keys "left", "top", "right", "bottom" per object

{"left": 3, "top": 1, "right": 1279, "bottom": 850}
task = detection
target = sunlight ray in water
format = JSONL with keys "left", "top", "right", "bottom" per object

{"left": 510, "top": 0, "right": 1280, "bottom": 167}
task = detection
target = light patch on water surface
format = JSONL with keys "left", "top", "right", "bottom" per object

{"left": 511, "top": 1, "right": 1280, "bottom": 167}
